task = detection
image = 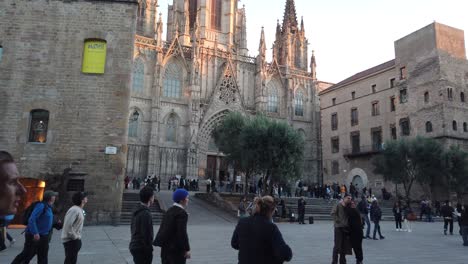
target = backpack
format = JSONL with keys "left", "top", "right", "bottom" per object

{"left": 22, "top": 201, "right": 47, "bottom": 225}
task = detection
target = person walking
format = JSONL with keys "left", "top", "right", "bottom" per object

{"left": 370, "top": 200, "right": 385, "bottom": 240}
{"left": 154, "top": 189, "right": 191, "bottom": 264}
{"left": 61, "top": 192, "right": 88, "bottom": 264}
{"left": 231, "top": 195, "right": 292, "bottom": 264}
{"left": 129, "top": 186, "right": 155, "bottom": 264}
{"left": 441, "top": 200, "right": 454, "bottom": 235}
{"left": 297, "top": 197, "right": 306, "bottom": 224}
{"left": 357, "top": 196, "right": 371, "bottom": 239}
{"left": 393, "top": 201, "right": 403, "bottom": 231}
{"left": 331, "top": 194, "right": 352, "bottom": 264}
{"left": 461, "top": 205, "right": 468, "bottom": 246}
{"left": 0, "top": 151, "right": 27, "bottom": 216}
{"left": 345, "top": 200, "right": 364, "bottom": 264}
{"left": 12, "top": 190, "right": 58, "bottom": 264}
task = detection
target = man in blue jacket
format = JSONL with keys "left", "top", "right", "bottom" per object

{"left": 12, "top": 190, "right": 58, "bottom": 264}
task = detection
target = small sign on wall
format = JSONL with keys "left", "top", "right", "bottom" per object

{"left": 82, "top": 39, "right": 107, "bottom": 74}
{"left": 105, "top": 146, "right": 117, "bottom": 155}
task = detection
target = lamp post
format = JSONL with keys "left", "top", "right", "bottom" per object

{"left": 131, "top": 110, "right": 139, "bottom": 121}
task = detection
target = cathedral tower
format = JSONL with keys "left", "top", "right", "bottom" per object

{"left": 273, "top": 0, "right": 309, "bottom": 70}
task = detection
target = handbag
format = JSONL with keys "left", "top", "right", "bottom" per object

{"left": 406, "top": 212, "right": 417, "bottom": 221}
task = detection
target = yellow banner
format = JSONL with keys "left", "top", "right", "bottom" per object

{"left": 82, "top": 40, "right": 107, "bottom": 74}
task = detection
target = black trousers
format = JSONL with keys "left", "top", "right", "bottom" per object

{"left": 350, "top": 236, "right": 363, "bottom": 262}
{"left": 12, "top": 233, "right": 49, "bottom": 264}
{"left": 444, "top": 218, "right": 454, "bottom": 234}
{"left": 64, "top": 239, "right": 82, "bottom": 264}
{"left": 161, "top": 247, "right": 186, "bottom": 264}
{"left": 332, "top": 227, "right": 347, "bottom": 264}
{"left": 394, "top": 214, "right": 402, "bottom": 229}
{"left": 130, "top": 248, "right": 153, "bottom": 264}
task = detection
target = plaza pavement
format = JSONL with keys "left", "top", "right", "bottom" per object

{"left": 1, "top": 192, "right": 466, "bottom": 264}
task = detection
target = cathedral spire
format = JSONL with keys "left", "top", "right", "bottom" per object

{"left": 156, "top": 12, "right": 163, "bottom": 47}
{"left": 300, "top": 16, "right": 304, "bottom": 32}
{"left": 310, "top": 50, "right": 317, "bottom": 80}
{"left": 282, "top": 0, "right": 298, "bottom": 32}
{"left": 259, "top": 26, "right": 266, "bottom": 58}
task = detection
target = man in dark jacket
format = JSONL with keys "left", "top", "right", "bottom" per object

{"left": 154, "top": 188, "right": 191, "bottom": 264}
{"left": 331, "top": 194, "right": 352, "bottom": 264}
{"left": 370, "top": 200, "right": 384, "bottom": 240}
{"left": 461, "top": 205, "right": 468, "bottom": 246}
{"left": 441, "top": 200, "right": 454, "bottom": 235}
{"left": 357, "top": 197, "right": 371, "bottom": 239}
{"left": 129, "top": 186, "right": 155, "bottom": 264}
{"left": 297, "top": 197, "right": 306, "bottom": 224}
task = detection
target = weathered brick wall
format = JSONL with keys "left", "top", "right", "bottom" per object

{"left": 0, "top": 0, "right": 138, "bottom": 224}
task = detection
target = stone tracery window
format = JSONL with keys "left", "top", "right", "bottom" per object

{"left": 28, "top": 109, "right": 49, "bottom": 143}
{"left": 166, "top": 114, "right": 178, "bottom": 142}
{"left": 267, "top": 85, "right": 279, "bottom": 113}
{"left": 163, "top": 63, "right": 182, "bottom": 98}
{"left": 132, "top": 58, "right": 145, "bottom": 92}
{"left": 295, "top": 90, "right": 304, "bottom": 116}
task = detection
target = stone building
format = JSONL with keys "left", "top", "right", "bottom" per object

{"left": 127, "top": 0, "right": 323, "bottom": 185}
{"left": 320, "top": 22, "right": 468, "bottom": 199}
{"left": 0, "top": 0, "right": 138, "bottom": 224}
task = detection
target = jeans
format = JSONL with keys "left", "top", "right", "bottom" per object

{"left": 361, "top": 214, "right": 371, "bottom": 237}
{"left": 373, "top": 221, "right": 383, "bottom": 238}
{"left": 64, "top": 239, "right": 82, "bottom": 264}
{"left": 444, "top": 218, "right": 454, "bottom": 234}
{"left": 130, "top": 248, "right": 153, "bottom": 264}
{"left": 12, "top": 233, "right": 50, "bottom": 264}
{"left": 462, "top": 226, "right": 468, "bottom": 246}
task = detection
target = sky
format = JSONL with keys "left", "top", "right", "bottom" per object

{"left": 156, "top": 0, "right": 468, "bottom": 83}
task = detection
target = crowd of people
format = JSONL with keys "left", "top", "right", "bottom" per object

{"left": 2, "top": 150, "right": 468, "bottom": 264}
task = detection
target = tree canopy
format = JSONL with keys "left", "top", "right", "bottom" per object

{"left": 372, "top": 136, "right": 444, "bottom": 205}
{"left": 213, "top": 112, "right": 304, "bottom": 194}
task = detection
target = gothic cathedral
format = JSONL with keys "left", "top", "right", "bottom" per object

{"left": 127, "top": 0, "right": 322, "bottom": 185}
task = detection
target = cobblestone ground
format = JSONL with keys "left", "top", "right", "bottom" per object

{"left": 1, "top": 221, "right": 467, "bottom": 264}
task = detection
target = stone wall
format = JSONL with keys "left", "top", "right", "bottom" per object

{"left": 0, "top": 0, "right": 138, "bottom": 224}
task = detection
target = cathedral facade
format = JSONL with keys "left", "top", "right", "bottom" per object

{"left": 127, "top": 0, "right": 323, "bottom": 185}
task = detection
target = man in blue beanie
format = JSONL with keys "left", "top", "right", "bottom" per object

{"left": 154, "top": 188, "right": 191, "bottom": 264}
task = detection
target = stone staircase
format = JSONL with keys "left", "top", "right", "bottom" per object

{"left": 281, "top": 197, "right": 429, "bottom": 221}
{"left": 119, "top": 191, "right": 164, "bottom": 225}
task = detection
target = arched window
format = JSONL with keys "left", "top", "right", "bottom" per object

{"left": 166, "top": 114, "right": 178, "bottom": 142}
{"left": 0, "top": 45, "right": 3, "bottom": 62}
{"left": 295, "top": 90, "right": 304, "bottom": 116}
{"left": 464, "top": 122, "right": 467, "bottom": 132}
{"left": 425, "top": 121, "right": 433, "bottom": 133}
{"left": 453, "top": 120, "right": 458, "bottom": 131}
{"left": 132, "top": 58, "right": 145, "bottom": 92}
{"left": 461, "top": 92, "right": 465, "bottom": 102}
{"left": 424, "top": 91, "right": 429, "bottom": 103}
{"left": 163, "top": 63, "right": 182, "bottom": 98}
{"left": 267, "top": 86, "right": 279, "bottom": 113}
{"left": 128, "top": 110, "right": 140, "bottom": 138}
{"left": 28, "top": 109, "right": 49, "bottom": 143}
{"left": 210, "top": 0, "right": 222, "bottom": 30}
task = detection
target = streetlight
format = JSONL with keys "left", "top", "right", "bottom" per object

{"left": 131, "top": 110, "right": 139, "bottom": 121}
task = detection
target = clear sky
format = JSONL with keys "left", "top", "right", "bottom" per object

{"left": 156, "top": 0, "right": 468, "bottom": 83}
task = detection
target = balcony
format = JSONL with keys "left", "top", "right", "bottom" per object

{"left": 343, "top": 145, "right": 383, "bottom": 158}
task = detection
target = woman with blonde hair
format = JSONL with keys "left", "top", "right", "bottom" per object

{"left": 231, "top": 196, "right": 292, "bottom": 264}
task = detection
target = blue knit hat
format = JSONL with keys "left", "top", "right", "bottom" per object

{"left": 173, "top": 189, "right": 189, "bottom": 203}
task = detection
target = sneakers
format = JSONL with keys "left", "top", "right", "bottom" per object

{"left": 408, "top": 229, "right": 412, "bottom": 232}
{"left": 380, "top": 236, "right": 385, "bottom": 240}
